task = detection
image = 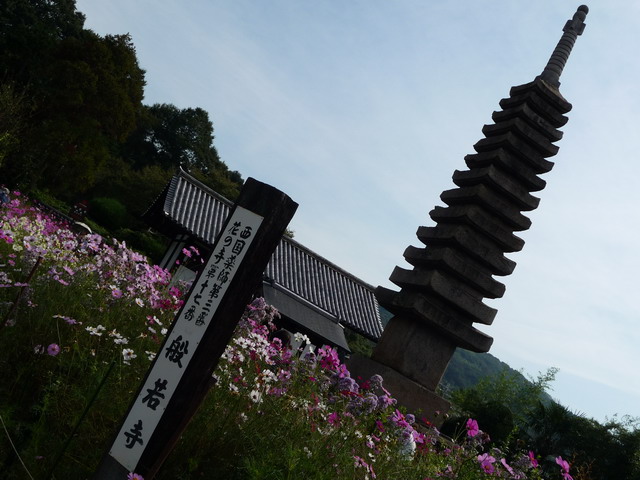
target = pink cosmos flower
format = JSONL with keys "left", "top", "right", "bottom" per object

{"left": 390, "top": 409, "right": 410, "bottom": 428}
{"left": 500, "top": 458, "right": 515, "bottom": 475}
{"left": 466, "top": 418, "right": 479, "bottom": 437}
{"left": 528, "top": 451, "right": 538, "bottom": 468}
{"left": 47, "top": 343, "right": 60, "bottom": 356}
{"left": 353, "top": 455, "right": 376, "bottom": 478}
{"left": 111, "top": 288, "right": 123, "bottom": 299}
{"left": 478, "top": 453, "right": 496, "bottom": 474}
{"left": 335, "top": 363, "right": 350, "bottom": 379}
{"left": 327, "top": 412, "right": 340, "bottom": 426}
{"left": 127, "top": 473, "right": 144, "bottom": 480}
{"left": 353, "top": 455, "right": 368, "bottom": 467}
{"left": 317, "top": 345, "right": 340, "bottom": 371}
{"left": 53, "top": 314, "right": 78, "bottom": 325}
{"left": 556, "top": 456, "right": 573, "bottom": 480}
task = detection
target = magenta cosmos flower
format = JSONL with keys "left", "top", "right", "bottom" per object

{"left": 466, "top": 418, "right": 479, "bottom": 437}
{"left": 327, "top": 412, "right": 340, "bottom": 426}
{"left": 556, "top": 456, "right": 573, "bottom": 480}
{"left": 47, "top": 343, "right": 60, "bottom": 356}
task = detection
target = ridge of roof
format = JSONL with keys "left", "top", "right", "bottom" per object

{"left": 148, "top": 168, "right": 384, "bottom": 340}
{"left": 170, "top": 168, "right": 378, "bottom": 292}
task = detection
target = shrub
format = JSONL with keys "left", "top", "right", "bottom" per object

{"left": 116, "top": 228, "right": 168, "bottom": 264}
{"left": 89, "top": 197, "right": 129, "bottom": 231}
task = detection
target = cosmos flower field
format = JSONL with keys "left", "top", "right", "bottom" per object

{"left": 0, "top": 194, "right": 573, "bottom": 479}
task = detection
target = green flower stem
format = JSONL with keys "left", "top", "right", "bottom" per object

{"left": 0, "top": 256, "right": 42, "bottom": 332}
{"left": 45, "top": 360, "right": 115, "bottom": 480}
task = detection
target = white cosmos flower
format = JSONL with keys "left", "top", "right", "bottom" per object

{"left": 86, "top": 325, "right": 106, "bottom": 336}
{"left": 249, "top": 389, "right": 262, "bottom": 403}
{"left": 122, "top": 348, "right": 136, "bottom": 364}
{"left": 294, "top": 332, "right": 311, "bottom": 345}
{"left": 261, "top": 370, "right": 277, "bottom": 383}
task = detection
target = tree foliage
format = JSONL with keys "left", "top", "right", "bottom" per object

{"left": 443, "top": 366, "right": 557, "bottom": 445}
{"left": 0, "top": 0, "right": 146, "bottom": 194}
{"left": 0, "top": 0, "right": 242, "bottom": 205}
{"left": 525, "top": 402, "right": 640, "bottom": 480}
{"left": 0, "top": 82, "right": 28, "bottom": 166}
{"left": 123, "top": 103, "right": 243, "bottom": 199}
{"left": 444, "top": 361, "right": 640, "bottom": 480}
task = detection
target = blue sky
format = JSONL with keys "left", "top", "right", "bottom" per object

{"left": 76, "top": 0, "right": 640, "bottom": 422}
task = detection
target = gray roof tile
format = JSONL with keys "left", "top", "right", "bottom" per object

{"left": 145, "top": 169, "right": 384, "bottom": 340}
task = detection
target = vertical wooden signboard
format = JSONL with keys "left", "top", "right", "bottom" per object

{"left": 94, "top": 178, "right": 297, "bottom": 479}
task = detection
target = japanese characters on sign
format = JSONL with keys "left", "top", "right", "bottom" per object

{"left": 109, "top": 207, "right": 263, "bottom": 472}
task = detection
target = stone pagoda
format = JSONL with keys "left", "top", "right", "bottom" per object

{"left": 348, "top": 6, "right": 589, "bottom": 421}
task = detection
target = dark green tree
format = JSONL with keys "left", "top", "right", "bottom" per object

{"left": 123, "top": 103, "right": 243, "bottom": 198}
{"left": 445, "top": 363, "right": 640, "bottom": 480}
{"left": 526, "top": 402, "right": 640, "bottom": 480}
{"left": 0, "top": 82, "right": 28, "bottom": 167}
{"left": 442, "top": 367, "right": 557, "bottom": 446}
{"left": 125, "top": 104, "right": 216, "bottom": 171}
{"left": 0, "top": 0, "right": 145, "bottom": 196}
{"left": 0, "top": 0, "right": 85, "bottom": 83}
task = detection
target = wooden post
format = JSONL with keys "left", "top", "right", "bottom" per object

{"left": 93, "top": 178, "right": 297, "bottom": 479}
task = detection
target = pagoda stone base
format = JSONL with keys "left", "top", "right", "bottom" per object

{"left": 347, "top": 353, "right": 451, "bottom": 426}
{"left": 372, "top": 315, "right": 458, "bottom": 390}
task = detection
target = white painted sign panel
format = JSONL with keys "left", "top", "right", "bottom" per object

{"left": 109, "top": 206, "right": 263, "bottom": 472}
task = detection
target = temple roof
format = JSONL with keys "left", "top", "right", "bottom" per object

{"left": 144, "top": 168, "right": 384, "bottom": 341}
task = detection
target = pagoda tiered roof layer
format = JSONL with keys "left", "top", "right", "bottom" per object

{"left": 376, "top": 78, "right": 573, "bottom": 353}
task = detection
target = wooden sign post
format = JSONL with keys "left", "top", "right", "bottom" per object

{"left": 93, "top": 178, "right": 297, "bottom": 479}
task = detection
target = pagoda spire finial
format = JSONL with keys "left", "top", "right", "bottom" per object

{"left": 540, "top": 5, "right": 589, "bottom": 88}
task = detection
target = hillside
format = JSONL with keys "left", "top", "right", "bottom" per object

{"left": 444, "top": 348, "right": 522, "bottom": 390}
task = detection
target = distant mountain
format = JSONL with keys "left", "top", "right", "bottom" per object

{"left": 442, "top": 347, "right": 554, "bottom": 407}
{"left": 442, "top": 348, "right": 516, "bottom": 390}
